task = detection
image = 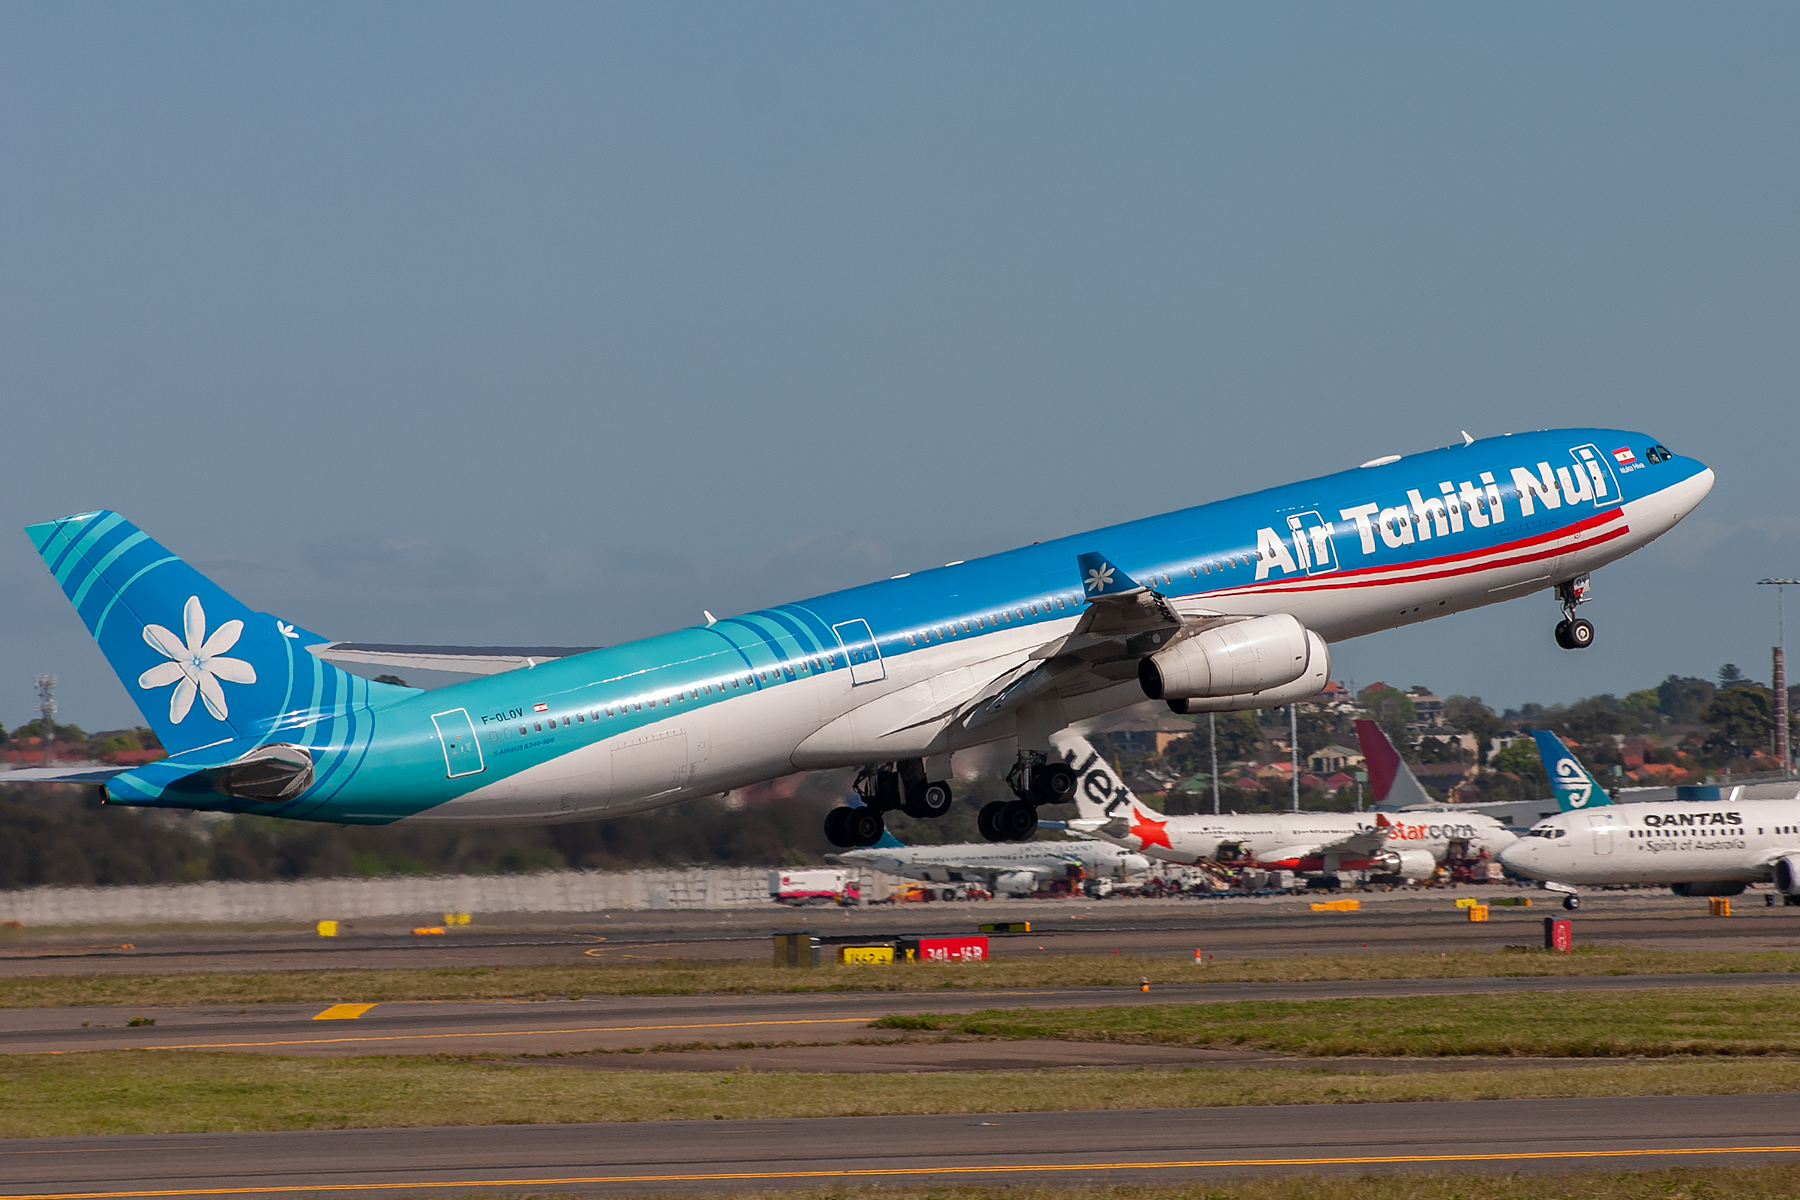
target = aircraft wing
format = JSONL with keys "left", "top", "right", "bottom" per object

{"left": 307, "top": 643, "right": 600, "bottom": 676}
{"left": 957, "top": 552, "right": 1228, "bottom": 731}
{"left": 1314, "top": 825, "right": 1387, "bottom": 857}
{"left": 0, "top": 764, "right": 129, "bottom": 784}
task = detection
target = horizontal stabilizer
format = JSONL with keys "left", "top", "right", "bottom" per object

{"left": 0, "top": 764, "right": 128, "bottom": 785}
{"left": 309, "top": 643, "right": 600, "bottom": 676}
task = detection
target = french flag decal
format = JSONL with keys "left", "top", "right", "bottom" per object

{"left": 1612, "top": 447, "right": 1637, "bottom": 465}
{"left": 533, "top": 702, "right": 548, "bottom": 713}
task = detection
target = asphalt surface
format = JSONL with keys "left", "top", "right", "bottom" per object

{"left": 6, "top": 889, "right": 1800, "bottom": 976}
{"left": 8, "top": 972, "right": 1799, "bottom": 1057}
{"left": 6, "top": 1095, "right": 1800, "bottom": 1197}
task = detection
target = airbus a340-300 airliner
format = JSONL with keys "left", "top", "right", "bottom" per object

{"left": 16, "top": 429, "right": 1710, "bottom": 847}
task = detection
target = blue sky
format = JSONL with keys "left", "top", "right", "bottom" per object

{"left": 3, "top": 3, "right": 1795, "bottom": 731}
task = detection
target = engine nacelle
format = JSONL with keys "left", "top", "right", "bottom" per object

{"left": 1165, "top": 631, "right": 1332, "bottom": 714}
{"left": 993, "top": 870, "right": 1039, "bottom": 896}
{"left": 1380, "top": 849, "right": 1438, "bottom": 881}
{"left": 1120, "top": 853, "right": 1151, "bottom": 877}
{"left": 1774, "top": 855, "right": 1800, "bottom": 895}
{"left": 1139, "top": 613, "right": 1311, "bottom": 701}
{"left": 1670, "top": 880, "right": 1747, "bottom": 897}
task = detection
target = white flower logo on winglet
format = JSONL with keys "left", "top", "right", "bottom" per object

{"left": 137, "top": 596, "right": 257, "bottom": 724}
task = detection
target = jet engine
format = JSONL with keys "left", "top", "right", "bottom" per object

{"left": 1380, "top": 849, "right": 1437, "bottom": 881}
{"left": 1670, "top": 880, "right": 1747, "bottom": 897}
{"left": 1773, "top": 855, "right": 1800, "bottom": 895}
{"left": 1163, "top": 630, "right": 1332, "bottom": 714}
{"left": 1139, "top": 613, "right": 1312, "bottom": 701}
{"left": 1120, "top": 853, "right": 1151, "bottom": 877}
{"left": 993, "top": 870, "right": 1039, "bottom": 896}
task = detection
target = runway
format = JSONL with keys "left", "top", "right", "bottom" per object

{"left": 5, "top": 890, "right": 1800, "bottom": 977}
{"left": 7, "top": 972, "right": 1798, "bottom": 1057}
{"left": 5, "top": 1095, "right": 1800, "bottom": 1197}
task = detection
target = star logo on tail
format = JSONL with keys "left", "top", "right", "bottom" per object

{"left": 1128, "top": 805, "right": 1172, "bottom": 851}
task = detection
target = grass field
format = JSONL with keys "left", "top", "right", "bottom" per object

{"left": 5, "top": 946, "right": 1799, "bottom": 1008}
{"left": 873, "top": 986, "right": 1800, "bottom": 1057}
{"left": 380, "top": 1172, "right": 1800, "bottom": 1200}
{"left": 5, "top": 1050, "right": 1800, "bottom": 1137}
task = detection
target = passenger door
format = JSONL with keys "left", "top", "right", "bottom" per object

{"left": 430, "top": 709, "right": 486, "bottom": 778}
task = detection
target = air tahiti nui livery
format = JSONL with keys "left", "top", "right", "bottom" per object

{"left": 18, "top": 428, "right": 1710, "bottom": 848}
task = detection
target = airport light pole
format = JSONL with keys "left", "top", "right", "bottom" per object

{"left": 1209, "top": 714, "right": 1220, "bottom": 816}
{"left": 1759, "top": 578, "right": 1797, "bottom": 777}
{"left": 1290, "top": 704, "right": 1300, "bottom": 813}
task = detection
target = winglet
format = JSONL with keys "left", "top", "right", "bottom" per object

{"left": 1077, "top": 552, "right": 1144, "bottom": 600}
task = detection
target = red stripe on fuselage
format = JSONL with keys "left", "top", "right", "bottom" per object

{"left": 1209, "top": 508, "right": 1628, "bottom": 601}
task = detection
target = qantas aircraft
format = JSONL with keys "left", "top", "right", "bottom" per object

{"left": 1500, "top": 733, "right": 1800, "bottom": 907}
{"left": 15, "top": 428, "right": 1710, "bottom": 847}
{"left": 1054, "top": 731, "right": 1515, "bottom": 882}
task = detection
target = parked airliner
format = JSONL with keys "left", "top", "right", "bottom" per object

{"left": 1055, "top": 731, "right": 1515, "bottom": 882}
{"left": 833, "top": 827, "right": 1148, "bottom": 897}
{"left": 17, "top": 428, "right": 1710, "bottom": 847}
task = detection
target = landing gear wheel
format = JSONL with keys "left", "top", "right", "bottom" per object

{"left": 1031, "top": 763, "right": 1078, "bottom": 805}
{"left": 1563, "top": 894, "right": 1580, "bottom": 911}
{"left": 977, "top": 800, "right": 1007, "bottom": 842}
{"left": 902, "top": 780, "right": 954, "bottom": 820}
{"left": 824, "top": 806, "right": 854, "bottom": 848}
{"left": 995, "top": 799, "right": 1039, "bottom": 842}
{"left": 844, "top": 806, "right": 885, "bottom": 848}
{"left": 1554, "top": 619, "right": 1573, "bottom": 649}
{"left": 1566, "top": 618, "right": 1594, "bottom": 649}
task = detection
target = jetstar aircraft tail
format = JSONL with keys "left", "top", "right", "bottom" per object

{"left": 1354, "top": 719, "right": 1438, "bottom": 811}
{"left": 25, "top": 511, "right": 415, "bottom": 758}
{"left": 1052, "top": 729, "right": 1142, "bottom": 825}
{"left": 1530, "top": 730, "right": 1613, "bottom": 811}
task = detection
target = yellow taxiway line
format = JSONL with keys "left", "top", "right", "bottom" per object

{"left": 70, "top": 1016, "right": 875, "bottom": 1053}
{"left": 5, "top": 1144, "right": 1800, "bottom": 1198}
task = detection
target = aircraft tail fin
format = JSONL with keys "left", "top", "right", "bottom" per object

{"left": 24, "top": 511, "right": 415, "bottom": 756}
{"left": 872, "top": 828, "right": 906, "bottom": 849}
{"left": 1051, "top": 729, "right": 1139, "bottom": 822}
{"left": 1530, "top": 730, "right": 1612, "bottom": 810}
{"left": 1354, "top": 719, "right": 1438, "bottom": 810}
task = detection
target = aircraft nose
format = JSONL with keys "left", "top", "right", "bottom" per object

{"left": 1498, "top": 840, "right": 1541, "bottom": 878}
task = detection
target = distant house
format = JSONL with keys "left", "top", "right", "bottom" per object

{"left": 1412, "top": 761, "right": 1471, "bottom": 786}
{"left": 1308, "top": 744, "right": 1362, "bottom": 773}
{"left": 1325, "top": 771, "right": 1356, "bottom": 792}
{"left": 1086, "top": 701, "right": 1196, "bottom": 755}
{"left": 1408, "top": 688, "right": 1445, "bottom": 729}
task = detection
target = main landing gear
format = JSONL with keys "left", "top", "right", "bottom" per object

{"left": 1553, "top": 575, "right": 1595, "bottom": 651}
{"left": 822, "top": 759, "right": 954, "bottom": 848}
{"left": 977, "top": 752, "right": 1079, "bottom": 843}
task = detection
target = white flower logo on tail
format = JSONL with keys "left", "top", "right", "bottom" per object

{"left": 137, "top": 596, "right": 257, "bottom": 723}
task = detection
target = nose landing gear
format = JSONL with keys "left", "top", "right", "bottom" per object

{"left": 1553, "top": 575, "right": 1595, "bottom": 650}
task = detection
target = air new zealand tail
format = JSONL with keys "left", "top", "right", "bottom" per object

{"left": 1530, "top": 730, "right": 1613, "bottom": 811}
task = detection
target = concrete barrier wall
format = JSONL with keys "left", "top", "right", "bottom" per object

{"left": 0, "top": 867, "right": 900, "bottom": 925}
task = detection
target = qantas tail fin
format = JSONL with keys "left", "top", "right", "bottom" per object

{"left": 25, "top": 511, "right": 414, "bottom": 756}
{"left": 1354, "top": 719, "right": 1438, "bottom": 810}
{"left": 1530, "top": 730, "right": 1612, "bottom": 810}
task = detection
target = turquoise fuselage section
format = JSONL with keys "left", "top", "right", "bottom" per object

{"left": 99, "top": 428, "right": 1708, "bottom": 825}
